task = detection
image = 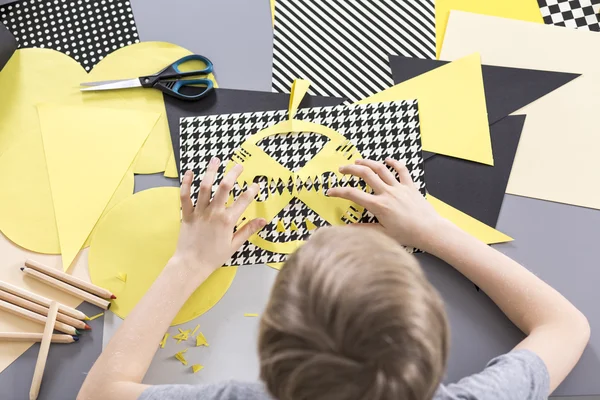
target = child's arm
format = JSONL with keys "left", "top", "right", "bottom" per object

{"left": 328, "top": 158, "right": 590, "bottom": 393}
{"left": 77, "top": 159, "right": 265, "bottom": 400}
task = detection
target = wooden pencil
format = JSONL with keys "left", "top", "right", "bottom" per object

{"left": 0, "top": 332, "right": 78, "bottom": 344}
{"left": 0, "top": 280, "right": 87, "bottom": 320}
{"left": 0, "top": 290, "right": 90, "bottom": 331}
{"left": 0, "top": 299, "right": 78, "bottom": 335}
{"left": 21, "top": 267, "right": 110, "bottom": 310}
{"left": 30, "top": 301, "right": 58, "bottom": 400}
{"left": 24, "top": 259, "right": 116, "bottom": 300}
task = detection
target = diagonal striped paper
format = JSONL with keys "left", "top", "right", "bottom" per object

{"left": 272, "top": 0, "right": 436, "bottom": 102}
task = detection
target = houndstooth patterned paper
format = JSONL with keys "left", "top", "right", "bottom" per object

{"left": 180, "top": 101, "right": 425, "bottom": 266}
{"left": 538, "top": 0, "right": 600, "bottom": 31}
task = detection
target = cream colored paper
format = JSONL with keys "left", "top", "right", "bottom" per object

{"left": 442, "top": 12, "right": 598, "bottom": 210}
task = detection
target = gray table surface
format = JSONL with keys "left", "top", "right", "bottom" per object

{"left": 2, "top": 0, "right": 600, "bottom": 399}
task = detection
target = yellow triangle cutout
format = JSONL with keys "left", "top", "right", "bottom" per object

{"left": 358, "top": 53, "right": 493, "bottom": 166}
{"left": 426, "top": 195, "right": 512, "bottom": 245}
{"left": 305, "top": 219, "right": 317, "bottom": 231}
{"left": 276, "top": 220, "right": 286, "bottom": 233}
{"left": 37, "top": 104, "right": 159, "bottom": 270}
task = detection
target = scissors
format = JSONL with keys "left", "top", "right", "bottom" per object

{"left": 80, "top": 54, "right": 214, "bottom": 101}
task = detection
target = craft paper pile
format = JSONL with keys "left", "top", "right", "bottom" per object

{"left": 441, "top": 11, "right": 600, "bottom": 210}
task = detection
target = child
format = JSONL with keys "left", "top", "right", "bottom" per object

{"left": 78, "top": 158, "right": 589, "bottom": 400}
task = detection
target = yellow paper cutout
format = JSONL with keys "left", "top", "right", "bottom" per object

{"left": 267, "top": 263, "right": 284, "bottom": 271}
{"left": 290, "top": 221, "right": 299, "bottom": 231}
{"left": 192, "top": 364, "right": 204, "bottom": 373}
{"left": 191, "top": 325, "right": 200, "bottom": 336}
{"left": 117, "top": 273, "right": 128, "bottom": 283}
{"left": 435, "top": 0, "right": 543, "bottom": 59}
{"left": 305, "top": 219, "right": 317, "bottom": 231}
{"left": 86, "top": 313, "right": 104, "bottom": 322}
{"left": 37, "top": 104, "right": 159, "bottom": 270}
{"left": 288, "top": 79, "right": 311, "bottom": 121}
{"left": 0, "top": 43, "right": 217, "bottom": 175}
{"left": 164, "top": 151, "right": 179, "bottom": 179}
{"left": 357, "top": 53, "right": 493, "bottom": 166}
{"left": 276, "top": 220, "right": 286, "bottom": 232}
{"left": 160, "top": 333, "right": 169, "bottom": 348}
{"left": 427, "top": 195, "right": 512, "bottom": 244}
{"left": 270, "top": 0, "right": 275, "bottom": 26}
{"left": 244, "top": 313, "right": 259, "bottom": 317}
{"left": 88, "top": 188, "right": 237, "bottom": 325}
{"left": 175, "top": 349, "right": 188, "bottom": 366}
{"left": 196, "top": 332, "right": 209, "bottom": 347}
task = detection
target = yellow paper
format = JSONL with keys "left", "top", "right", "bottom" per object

{"left": 196, "top": 332, "right": 209, "bottom": 347}
{"left": 270, "top": 0, "right": 276, "bottom": 26}
{"left": 160, "top": 333, "right": 169, "bottom": 348}
{"left": 87, "top": 313, "right": 104, "bottom": 322}
{"left": 88, "top": 188, "right": 237, "bottom": 325}
{"left": 37, "top": 104, "right": 159, "bottom": 270}
{"left": 192, "top": 364, "right": 204, "bottom": 373}
{"left": 442, "top": 12, "right": 600, "bottom": 210}
{"left": 358, "top": 53, "right": 493, "bottom": 165}
{"left": 0, "top": 132, "right": 133, "bottom": 255}
{"left": 244, "top": 313, "right": 259, "bottom": 317}
{"left": 435, "top": 0, "right": 543, "bottom": 59}
{"left": 305, "top": 219, "right": 317, "bottom": 231}
{"left": 427, "top": 195, "right": 512, "bottom": 244}
{"left": 164, "top": 151, "right": 179, "bottom": 179}
{"left": 288, "top": 79, "right": 311, "bottom": 121}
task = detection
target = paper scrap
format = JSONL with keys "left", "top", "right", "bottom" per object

{"left": 86, "top": 313, "right": 104, "bottom": 322}
{"left": 442, "top": 11, "right": 600, "bottom": 210}
{"left": 435, "top": 0, "right": 543, "bottom": 58}
{"left": 276, "top": 220, "right": 285, "bottom": 233}
{"left": 305, "top": 219, "right": 317, "bottom": 231}
{"left": 196, "top": 332, "right": 209, "bottom": 347}
{"left": 244, "top": 313, "right": 259, "bottom": 317}
{"left": 117, "top": 273, "right": 128, "bottom": 283}
{"left": 191, "top": 325, "right": 200, "bottom": 336}
{"left": 358, "top": 53, "right": 493, "bottom": 165}
{"left": 88, "top": 188, "right": 237, "bottom": 325}
{"left": 175, "top": 349, "right": 188, "bottom": 366}
{"left": 160, "top": 333, "right": 170, "bottom": 349}
{"left": 37, "top": 104, "right": 159, "bottom": 270}
{"left": 192, "top": 364, "right": 204, "bottom": 374}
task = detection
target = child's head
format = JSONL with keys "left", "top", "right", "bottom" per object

{"left": 258, "top": 225, "right": 449, "bottom": 400}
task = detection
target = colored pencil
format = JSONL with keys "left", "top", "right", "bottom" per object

{"left": 24, "top": 259, "right": 116, "bottom": 300}
{"left": 0, "top": 280, "right": 87, "bottom": 320}
{"left": 0, "top": 299, "right": 78, "bottom": 335}
{"left": 0, "top": 332, "right": 78, "bottom": 344}
{"left": 0, "top": 290, "right": 90, "bottom": 331}
{"left": 21, "top": 267, "right": 110, "bottom": 310}
{"left": 30, "top": 301, "right": 58, "bottom": 400}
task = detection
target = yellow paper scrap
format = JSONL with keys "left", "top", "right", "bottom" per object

{"left": 305, "top": 219, "right": 317, "bottom": 231}
{"left": 117, "top": 273, "right": 127, "bottom": 283}
{"left": 427, "top": 195, "right": 512, "bottom": 245}
{"left": 290, "top": 222, "right": 298, "bottom": 231}
{"left": 196, "top": 332, "right": 209, "bottom": 347}
{"left": 175, "top": 349, "right": 188, "bottom": 366}
{"left": 270, "top": 0, "right": 275, "bottom": 26}
{"left": 276, "top": 220, "right": 286, "bottom": 233}
{"left": 358, "top": 53, "right": 493, "bottom": 166}
{"left": 160, "top": 333, "right": 170, "bottom": 348}
{"left": 86, "top": 313, "right": 104, "bottom": 322}
{"left": 192, "top": 364, "right": 204, "bottom": 374}
{"left": 191, "top": 325, "right": 200, "bottom": 336}
{"left": 435, "top": 0, "right": 543, "bottom": 59}
{"left": 288, "top": 80, "right": 311, "bottom": 120}
{"left": 88, "top": 188, "right": 237, "bottom": 325}
{"left": 244, "top": 313, "right": 259, "bottom": 317}
{"left": 37, "top": 104, "right": 160, "bottom": 270}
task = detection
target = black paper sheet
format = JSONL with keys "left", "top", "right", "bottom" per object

{"left": 0, "top": 21, "right": 16, "bottom": 71}
{"left": 164, "top": 88, "right": 345, "bottom": 175}
{"left": 425, "top": 115, "right": 526, "bottom": 228}
{"left": 390, "top": 55, "right": 579, "bottom": 127}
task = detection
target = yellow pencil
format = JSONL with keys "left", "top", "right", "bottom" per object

{"left": 0, "top": 280, "right": 87, "bottom": 320}
{"left": 0, "top": 299, "right": 79, "bottom": 335}
{"left": 21, "top": 267, "right": 110, "bottom": 310}
{"left": 24, "top": 259, "right": 116, "bottom": 300}
{"left": 30, "top": 301, "right": 58, "bottom": 400}
{"left": 0, "top": 332, "right": 78, "bottom": 344}
{"left": 0, "top": 290, "right": 90, "bottom": 331}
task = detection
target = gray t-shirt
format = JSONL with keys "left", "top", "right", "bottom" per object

{"left": 140, "top": 350, "right": 549, "bottom": 400}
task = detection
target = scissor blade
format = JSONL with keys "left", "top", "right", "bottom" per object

{"left": 80, "top": 78, "right": 142, "bottom": 92}
{"left": 80, "top": 79, "right": 129, "bottom": 87}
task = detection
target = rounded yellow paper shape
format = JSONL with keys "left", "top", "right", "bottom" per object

{"left": 0, "top": 134, "right": 134, "bottom": 254}
{"left": 88, "top": 187, "right": 237, "bottom": 325}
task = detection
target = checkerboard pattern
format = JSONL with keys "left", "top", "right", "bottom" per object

{"left": 538, "top": 0, "right": 600, "bottom": 31}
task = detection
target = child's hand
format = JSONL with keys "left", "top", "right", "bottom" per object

{"left": 173, "top": 158, "right": 267, "bottom": 278}
{"left": 327, "top": 158, "right": 444, "bottom": 250}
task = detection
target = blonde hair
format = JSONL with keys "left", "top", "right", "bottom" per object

{"left": 259, "top": 225, "right": 449, "bottom": 400}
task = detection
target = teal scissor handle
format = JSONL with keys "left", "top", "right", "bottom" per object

{"left": 154, "top": 78, "right": 214, "bottom": 101}
{"left": 140, "top": 54, "right": 214, "bottom": 101}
